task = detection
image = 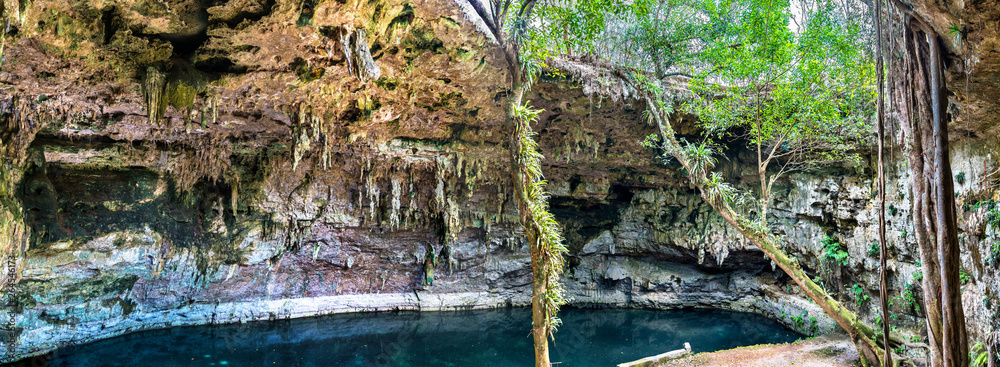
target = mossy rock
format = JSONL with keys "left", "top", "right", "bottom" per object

{"left": 402, "top": 24, "right": 445, "bottom": 54}
{"left": 132, "top": 0, "right": 169, "bottom": 17}
{"left": 374, "top": 77, "right": 400, "bottom": 91}
{"left": 165, "top": 62, "right": 213, "bottom": 109}
{"left": 292, "top": 57, "right": 325, "bottom": 83}
{"left": 21, "top": 274, "right": 139, "bottom": 305}
{"left": 107, "top": 29, "right": 173, "bottom": 79}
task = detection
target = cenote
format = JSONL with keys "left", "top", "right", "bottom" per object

{"left": 44, "top": 308, "right": 801, "bottom": 366}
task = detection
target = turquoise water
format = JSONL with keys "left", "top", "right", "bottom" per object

{"left": 45, "top": 307, "right": 800, "bottom": 366}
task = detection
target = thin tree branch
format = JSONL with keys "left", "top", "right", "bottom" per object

{"left": 467, "top": 0, "right": 499, "bottom": 38}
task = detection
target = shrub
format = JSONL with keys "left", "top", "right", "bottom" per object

{"left": 823, "top": 235, "right": 849, "bottom": 266}
{"left": 960, "top": 268, "right": 972, "bottom": 285}
{"left": 852, "top": 283, "right": 870, "bottom": 307}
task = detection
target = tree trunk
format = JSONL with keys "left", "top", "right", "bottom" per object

{"left": 928, "top": 28, "right": 969, "bottom": 367}
{"left": 464, "top": 1, "right": 559, "bottom": 362}
{"left": 889, "top": 17, "right": 970, "bottom": 367}
{"left": 894, "top": 22, "right": 945, "bottom": 367}
{"left": 501, "top": 43, "right": 553, "bottom": 367}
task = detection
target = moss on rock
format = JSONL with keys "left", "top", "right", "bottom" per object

{"left": 107, "top": 29, "right": 172, "bottom": 80}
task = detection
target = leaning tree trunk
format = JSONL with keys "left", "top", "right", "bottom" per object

{"left": 890, "top": 18, "right": 970, "bottom": 367}
{"left": 635, "top": 91, "right": 892, "bottom": 366}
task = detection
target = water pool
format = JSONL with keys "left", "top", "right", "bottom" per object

{"left": 45, "top": 307, "right": 801, "bottom": 366}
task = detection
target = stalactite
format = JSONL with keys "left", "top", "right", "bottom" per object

{"left": 446, "top": 196, "right": 461, "bottom": 244}
{"left": 367, "top": 169, "right": 380, "bottom": 223}
{"left": 209, "top": 97, "right": 219, "bottom": 126}
{"left": 292, "top": 127, "right": 310, "bottom": 171}
{"left": 339, "top": 27, "right": 355, "bottom": 76}
{"left": 390, "top": 176, "right": 402, "bottom": 229}
{"left": 434, "top": 156, "right": 448, "bottom": 210}
{"left": 312, "top": 114, "right": 322, "bottom": 142}
{"left": 465, "top": 159, "right": 480, "bottom": 198}
{"left": 352, "top": 28, "right": 381, "bottom": 82}
{"left": 231, "top": 174, "right": 239, "bottom": 219}
{"left": 358, "top": 158, "right": 367, "bottom": 216}
{"left": 143, "top": 67, "right": 166, "bottom": 126}
{"left": 405, "top": 171, "right": 417, "bottom": 227}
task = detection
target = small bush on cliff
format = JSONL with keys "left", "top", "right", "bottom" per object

{"left": 852, "top": 283, "right": 870, "bottom": 307}
{"left": 868, "top": 241, "right": 879, "bottom": 257}
{"left": 823, "top": 235, "right": 849, "bottom": 266}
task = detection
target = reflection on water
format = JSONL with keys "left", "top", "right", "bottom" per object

{"left": 47, "top": 307, "right": 800, "bottom": 367}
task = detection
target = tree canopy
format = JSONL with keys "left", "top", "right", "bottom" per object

{"left": 684, "top": 0, "right": 876, "bottom": 223}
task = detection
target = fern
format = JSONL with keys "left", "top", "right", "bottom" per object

{"left": 823, "top": 235, "right": 849, "bottom": 266}
{"left": 971, "top": 341, "right": 989, "bottom": 367}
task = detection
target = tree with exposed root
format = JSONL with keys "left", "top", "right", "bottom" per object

{"left": 883, "top": 8, "right": 970, "bottom": 366}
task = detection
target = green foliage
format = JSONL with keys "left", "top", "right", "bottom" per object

{"left": 972, "top": 199, "right": 996, "bottom": 212}
{"left": 852, "top": 283, "right": 870, "bottom": 307}
{"left": 960, "top": 268, "right": 972, "bottom": 285}
{"left": 888, "top": 205, "right": 897, "bottom": 216}
{"left": 682, "top": 140, "right": 719, "bottom": 178}
{"left": 812, "top": 276, "right": 826, "bottom": 290}
{"left": 522, "top": 0, "right": 882, "bottom": 357}
{"left": 914, "top": 270, "right": 923, "bottom": 282}
{"left": 903, "top": 287, "right": 916, "bottom": 308}
{"left": 892, "top": 282, "right": 918, "bottom": 312}
{"left": 823, "top": 235, "right": 849, "bottom": 266}
{"left": 513, "top": 101, "right": 568, "bottom": 335}
{"left": 511, "top": 103, "right": 543, "bottom": 123}
{"left": 971, "top": 341, "right": 989, "bottom": 367}
{"left": 868, "top": 241, "right": 879, "bottom": 257}
{"left": 987, "top": 201, "right": 1000, "bottom": 229}
{"left": 791, "top": 312, "right": 804, "bottom": 326}
{"left": 988, "top": 241, "right": 1000, "bottom": 267}
{"left": 956, "top": 171, "right": 966, "bottom": 185}
{"left": 948, "top": 24, "right": 964, "bottom": 49}
{"left": 685, "top": 0, "right": 873, "bottom": 180}
{"left": 704, "top": 172, "right": 738, "bottom": 204}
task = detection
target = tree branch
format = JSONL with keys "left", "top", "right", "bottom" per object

{"left": 467, "top": 0, "right": 499, "bottom": 38}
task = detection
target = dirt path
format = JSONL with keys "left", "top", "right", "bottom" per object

{"left": 656, "top": 334, "right": 860, "bottom": 367}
